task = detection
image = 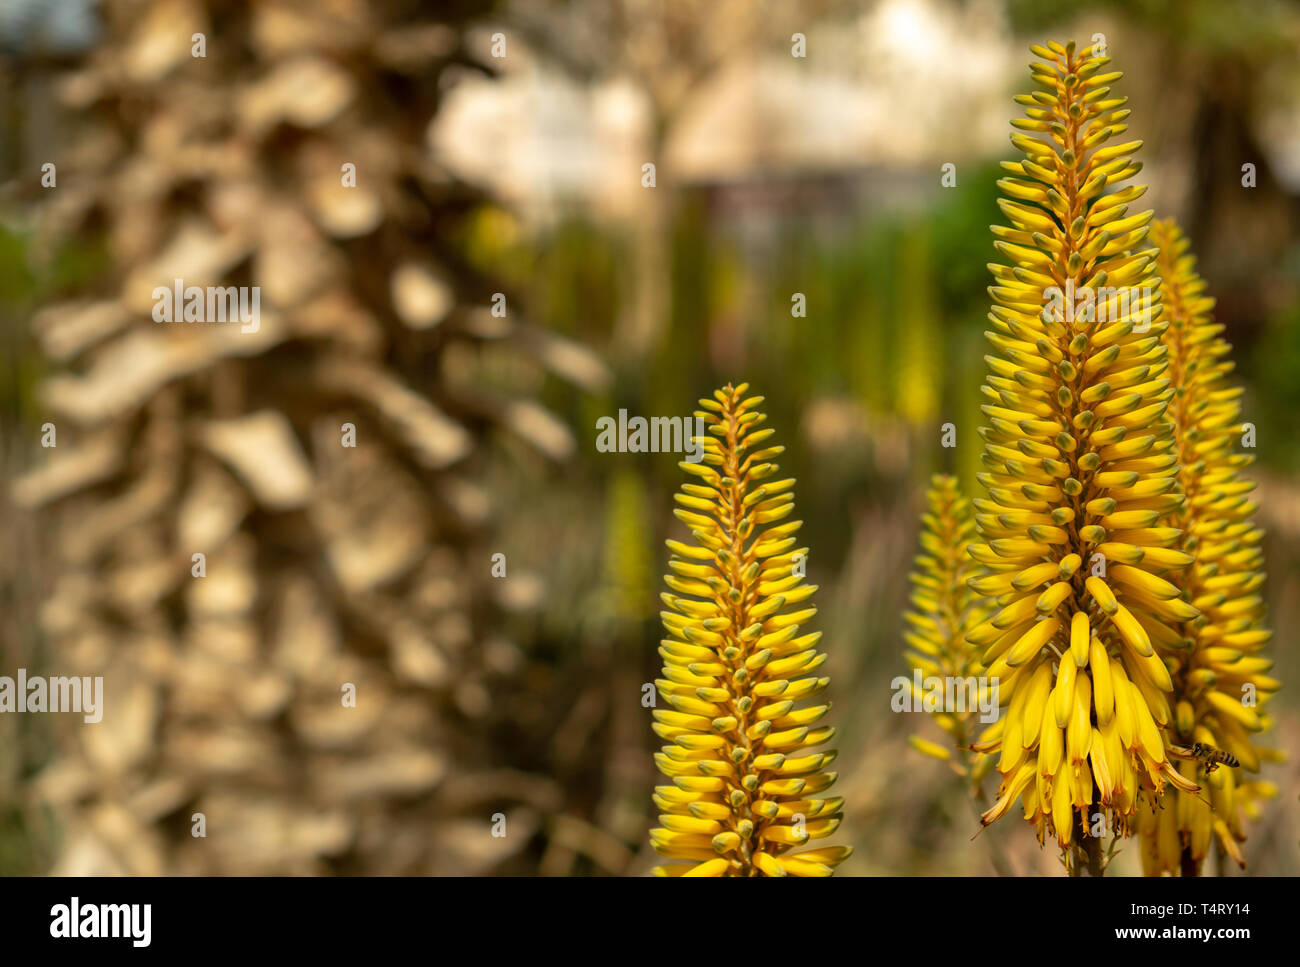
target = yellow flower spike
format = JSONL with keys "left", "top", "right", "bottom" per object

{"left": 902, "top": 474, "right": 994, "bottom": 784}
{"left": 651, "top": 384, "right": 850, "bottom": 877}
{"left": 1134, "top": 218, "right": 1278, "bottom": 875}
{"left": 970, "top": 40, "right": 1195, "bottom": 861}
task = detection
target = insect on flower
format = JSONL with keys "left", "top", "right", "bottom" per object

{"left": 1167, "top": 743, "right": 1240, "bottom": 775}
{"left": 1133, "top": 217, "right": 1279, "bottom": 875}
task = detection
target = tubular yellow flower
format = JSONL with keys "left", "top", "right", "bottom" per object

{"left": 971, "top": 40, "right": 1200, "bottom": 861}
{"left": 903, "top": 474, "right": 996, "bottom": 785}
{"left": 1136, "top": 218, "right": 1278, "bottom": 875}
{"left": 650, "top": 383, "right": 850, "bottom": 877}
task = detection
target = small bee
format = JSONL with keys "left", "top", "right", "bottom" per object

{"left": 1169, "top": 743, "right": 1239, "bottom": 773}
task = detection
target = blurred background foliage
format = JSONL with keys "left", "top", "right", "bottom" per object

{"left": 2, "top": 0, "right": 1299, "bottom": 875}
